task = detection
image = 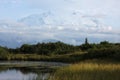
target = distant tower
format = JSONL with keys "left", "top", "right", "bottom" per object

{"left": 85, "top": 38, "right": 89, "bottom": 45}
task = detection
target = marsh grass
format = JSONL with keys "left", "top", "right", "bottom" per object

{"left": 49, "top": 63, "right": 120, "bottom": 80}
{"left": 0, "top": 51, "right": 86, "bottom": 62}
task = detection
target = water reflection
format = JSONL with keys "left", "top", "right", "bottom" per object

{"left": 0, "top": 67, "right": 51, "bottom": 80}
{"left": 0, "top": 69, "right": 37, "bottom": 80}
{"left": 0, "top": 61, "right": 68, "bottom": 80}
{"left": 36, "top": 73, "right": 50, "bottom": 80}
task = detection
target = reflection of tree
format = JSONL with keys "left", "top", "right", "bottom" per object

{"left": 0, "top": 66, "right": 53, "bottom": 80}
{"left": 0, "top": 67, "right": 33, "bottom": 74}
{"left": 36, "top": 73, "right": 50, "bottom": 80}
{"left": 11, "top": 66, "right": 54, "bottom": 75}
{"left": 0, "top": 67, "right": 10, "bottom": 72}
{"left": 14, "top": 67, "right": 33, "bottom": 74}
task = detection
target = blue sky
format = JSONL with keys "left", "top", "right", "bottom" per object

{"left": 0, "top": 0, "right": 120, "bottom": 27}
{"left": 0, "top": 0, "right": 120, "bottom": 47}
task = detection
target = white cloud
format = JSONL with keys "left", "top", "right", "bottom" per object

{"left": 0, "top": 20, "right": 119, "bottom": 48}
{"left": 0, "top": 0, "right": 120, "bottom": 47}
{"left": 57, "top": 26, "right": 64, "bottom": 30}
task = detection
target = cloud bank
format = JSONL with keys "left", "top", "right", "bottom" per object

{"left": 0, "top": 11, "right": 119, "bottom": 48}
{"left": 0, "top": 0, "right": 120, "bottom": 48}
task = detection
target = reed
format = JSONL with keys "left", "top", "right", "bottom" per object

{"left": 49, "top": 63, "right": 120, "bottom": 80}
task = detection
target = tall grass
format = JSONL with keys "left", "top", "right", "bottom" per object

{"left": 49, "top": 63, "right": 120, "bottom": 80}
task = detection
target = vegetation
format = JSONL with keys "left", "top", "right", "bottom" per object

{"left": 48, "top": 40, "right": 120, "bottom": 80}
{"left": 49, "top": 63, "right": 120, "bottom": 80}
{"left": 0, "top": 40, "right": 119, "bottom": 62}
{"left": 9, "top": 41, "right": 77, "bottom": 55}
{"left": 0, "top": 39, "right": 120, "bottom": 80}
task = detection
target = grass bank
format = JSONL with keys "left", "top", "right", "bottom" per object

{"left": 49, "top": 63, "right": 120, "bottom": 80}
{"left": 0, "top": 51, "right": 87, "bottom": 63}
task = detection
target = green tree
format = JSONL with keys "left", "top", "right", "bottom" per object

{"left": 80, "top": 38, "right": 92, "bottom": 50}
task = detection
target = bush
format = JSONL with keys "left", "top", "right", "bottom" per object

{"left": 87, "top": 46, "right": 120, "bottom": 60}
{"left": 0, "top": 47, "right": 10, "bottom": 60}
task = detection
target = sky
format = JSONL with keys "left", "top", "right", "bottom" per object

{"left": 0, "top": 0, "right": 120, "bottom": 47}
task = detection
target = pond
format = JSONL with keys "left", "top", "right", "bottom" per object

{"left": 0, "top": 61, "right": 68, "bottom": 80}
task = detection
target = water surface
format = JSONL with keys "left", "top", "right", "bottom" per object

{"left": 0, "top": 61, "right": 68, "bottom": 80}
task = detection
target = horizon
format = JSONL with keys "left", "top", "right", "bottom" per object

{"left": 0, "top": 0, "right": 120, "bottom": 48}
{"left": 0, "top": 39, "right": 119, "bottom": 49}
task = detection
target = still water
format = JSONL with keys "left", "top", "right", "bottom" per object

{"left": 0, "top": 61, "right": 68, "bottom": 80}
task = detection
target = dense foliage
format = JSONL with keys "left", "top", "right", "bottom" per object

{"left": 9, "top": 41, "right": 78, "bottom": 55}
{"left": 0, "top": 40, "right": 120, "bottom": 61}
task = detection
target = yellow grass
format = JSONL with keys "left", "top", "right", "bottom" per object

{"left": 49, "top": 63, "right": 120, "bottom": 80}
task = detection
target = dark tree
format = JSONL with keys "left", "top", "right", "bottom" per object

{"left": 85, "top": 38, "right": 89, "bottom": 45}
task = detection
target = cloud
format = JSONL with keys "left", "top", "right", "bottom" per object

{"left": 0, "top": 11, "right": 119, "bottom": 37}
{"left": 0, "top": 19, "right": 119, "bottom": 48}
{"left": 0, "top": 0, "right": 21, "bottom": 5}
{"left": 0, "top": 0, "right": 120, "bottom": 48}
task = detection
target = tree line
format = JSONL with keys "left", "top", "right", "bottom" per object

{"left": 9, "top": 41, "right": 78, "bottom": 55}
{"left": 0, "top": 39, "right": 120, "bottom": 61}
